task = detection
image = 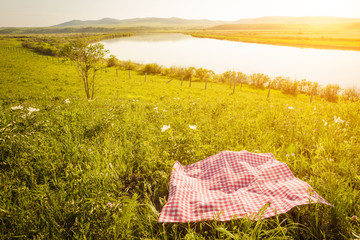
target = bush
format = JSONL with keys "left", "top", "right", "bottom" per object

{"left": 282, "top": 79, "right": 299, "bottom": 96}
{"left": 162, "top": 66, "right": 185, "bottom": 78}
{"left": 321, "top": 84, "right": 341, "bottom": 102}
{"left": 121, "top": 60, "right": 139, "bottom": 71}
{"left": 107, "top": 55, "right": 120, "bottom": 67}
{"left": 183, "top": 67, "right": 196, "bottom": 80}
{"left": 140, "top": 63, "right": 163, "bottom": 75}
{"left": 220, "top": 71, "right": 236, "bottom": 83}
{"left": 249, "top": 73, "right": 270, "bottom": 89}
{"left": 298, "top": 79, "right": 313, "bottom": 94}
{"left": 342, "top": 87, "right": 360, "bottom": 102}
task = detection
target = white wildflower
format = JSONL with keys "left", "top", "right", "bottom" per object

{"left": 334, "top": 116, "right": 344, "bottom": 124}
{"left": 314, "top": 107, "right": 316, "bottom": 110}
{"left": 153, "top": 107, "right": 158, "bottom": 110}
{"left": 27, "top": 107, "right": 40, "bottom": 115}
{"left": 65, "top": 99, "right": 70, "bottom": 104}
{"left": 323, "top": 120, "right": 328, "bottom": 126}
{"left": 11, "top": 105, "right": 23, "bottom": 110}
{"left": 288, "top": 106, "right": 294, "bottom": 110}
{"left": 161, "top": 125, "right": 170, "bottom": 132}
{"left": 163, "top": 109, "right": 167, "bottom": 112}
{"left": 189, "top": 125, "right": 197, "bottom": 130}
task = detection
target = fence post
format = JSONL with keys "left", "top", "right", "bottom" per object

{"left": 267, "top": 83, "right": 271, "bottom": 99}
{"left": 233, "top": 78, "right": 236, "bottom": 94}
{"left": 145, "top": 72, "right": 147, "bottom": 82}
{"left": 189, "top": 76, "right": 192, "bottom": 87}
{"left": 181, "top": 76, "right": 183, "bottom": 86}
{"left": 310, "top": 88, "right": 314, "bottom": 103}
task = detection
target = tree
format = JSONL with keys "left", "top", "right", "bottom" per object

{"left": 184, "top": 67, "right": 196, "bottom": 87}
{"left": 195, "top": 68, "right": 215, "bottom": 89}
{"left": 236, "top": 72, "right": 247, "bottom": 88}
{"left": 61, "top": 40, "right": 109, "bottom": 100}
{"left": 321, "top": 84, "right": 341, "bottom": 102}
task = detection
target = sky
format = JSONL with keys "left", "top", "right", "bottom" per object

{"left": 1, "top": 0, "right": 360, "bottom": 27}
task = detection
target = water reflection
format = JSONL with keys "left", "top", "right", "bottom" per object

{"left": 101, "top": 33, "right": 360, "bottom": 88}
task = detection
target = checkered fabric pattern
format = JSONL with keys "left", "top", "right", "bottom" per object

{"left": 158, "top": 150, "right": 332, "bottom": 222}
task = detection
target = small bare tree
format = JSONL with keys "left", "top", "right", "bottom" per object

{"left": 61, "top": 40, "right": 109, "bottom": 100}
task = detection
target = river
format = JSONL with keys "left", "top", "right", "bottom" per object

{"left": 101, "top": 33, "right": 360, "bottom": 88}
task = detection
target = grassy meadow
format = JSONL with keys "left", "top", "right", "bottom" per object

{"left": 1, "top": 38, "right": 360, "bottom": 239}
{"left": 189, "top": 24, "right": 360, "bottom": 51}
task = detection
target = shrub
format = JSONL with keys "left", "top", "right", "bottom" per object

{"left": 236, "top": 72, "right": 248, "bottom": 85}
{"left": 121, "top": 60, "right": 139, "bottom": 71}
{"left": 162, "top": 66, "right": 185, "bottom": 78}
{"left": 298, "top": 79, "right": 313, "bottom": 94}
{"left": 342, "top": 87, "right": 360, "bottom": 102}
{"left": 271, "top": 76, "right": 287, "bottom": 90}
{"left": 321, "top": 84, "right": 341, "bottom": 102}
{"left": 249, "top": 73, "right": 270, "bottom": 89}
{"left": 140, "top": 63, "right": 163, "bottom": 75}
{"left": 282, "top": 79, "right": 299, "bottom": 96}
{"left": 220, "top": 70, "right": 236, "bottom": 83}
{"left": 107, "top": 55, "right": 120, "bottom": 67}
{"left": 195, "top": 68, "right": 215, "bottom": 82}
{"left": 183, "top": 67, "right": 196, "bottom": 80}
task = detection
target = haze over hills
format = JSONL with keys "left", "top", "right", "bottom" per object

{"left": 1, "top": 16, "right": 359, "bottom": 34}
{"left": 53, "top": 17, "right": 227, "bottom": 28}
{"left": 53, "top": 16, "right": 360, "bottom": 28}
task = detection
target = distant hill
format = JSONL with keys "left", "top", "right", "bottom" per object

{"left": 53, "top": 17, "right": 227, "bottom": 28}
{"left": 54, "top": 16, "right": 360, "bottom": 28}
{"left": 2, "top": 16, "right": 360, "bottom": 35}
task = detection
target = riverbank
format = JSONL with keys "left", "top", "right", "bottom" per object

{"left": 188, "top": 28, "right": 360, "bottom": 51}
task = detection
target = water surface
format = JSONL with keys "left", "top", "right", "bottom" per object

{"left": 101, "top": 33, "right": 360, "bottom": 88}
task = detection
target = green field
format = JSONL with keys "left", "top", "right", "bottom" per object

{"left": 189, "top": 24, "right": 360, "bottom": 51}
{"left": 1, "top": 38, "right": 360, "bottom": 239}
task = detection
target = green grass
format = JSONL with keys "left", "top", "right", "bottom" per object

{"left": 189, "top": 26, "right": 360, "bottom": 51}
{"left": 1, "top": 38, "right": 360, "bottom": 239}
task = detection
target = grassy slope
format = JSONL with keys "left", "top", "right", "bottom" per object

{"left": 189, "top": 24, "right": 360, "bottom": 51}
{"left": 0, "top": 39, "right": 360, "bottom": 239}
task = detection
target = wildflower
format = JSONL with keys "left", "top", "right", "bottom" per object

{"left": 27, "top": 107, "right": 40, "bottom": 115}
{"left": 189, "top": 125, "right": 196, "bottom": 130}
{"left": 352, "top": 215, "right": 358, "bottom": 221}
{"left": 334, "top": 116, "right": 344, "bottom": 124}
{"left": 163, "top": 109, "right": 167, "bottom": 113}
{"left": 65, "top": 99, "right": 70, "bottom": 104}
{"left": 153, "top": 107, "right": 158, "bottom": 110}
{"left": 288, "top": 106, "right": 294, "bottom": 110}
{"left": 11, "top": 105, "right": 23, "bottom": 110}
{"left": 291, "top": 153, "right": 295, "bottom": 156}
{"left": 161, "top": 125, "right": 170, "bottom": 132}
{"left": 107, "top": 202, "right": 113, "bottom": 208}
{"left": 314, "top": 107, "right": 316, "bottom": 110}
{"left": 323, "top": 120, "right": 328, "bottom": 126}
{"left": 286, "top": 154, "right": 290, "bottom": 157}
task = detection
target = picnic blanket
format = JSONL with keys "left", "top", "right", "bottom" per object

{"left": 158, "top": 150, "right": 331, "bottom": 222}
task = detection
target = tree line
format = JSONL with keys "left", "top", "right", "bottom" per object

{"left": 106, "top": 56, "right": 360, "bottom": 103}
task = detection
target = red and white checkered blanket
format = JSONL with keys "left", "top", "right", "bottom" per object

{"left": 158, "top": 151, "right": 331, "bottom": 222}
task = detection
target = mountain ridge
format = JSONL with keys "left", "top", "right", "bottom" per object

{"left": 53, "top": 16, "right": 360, "bottom": 28}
